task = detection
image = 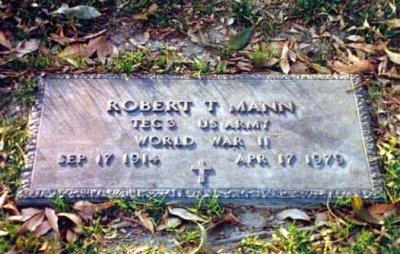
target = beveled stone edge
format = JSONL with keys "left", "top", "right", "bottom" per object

{"left": 16, "top": 74, "right": 385, "bottom": 204}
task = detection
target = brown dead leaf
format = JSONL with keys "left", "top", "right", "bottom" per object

{"left": 58, "top": 44, "right": 85, "bottom": 59}
{"left": 156, "top": 217, "right": 182, "bottom": 231}
{"left": 20, "top": 212, "right": 45, "bottom": 233}
{"left": 16, "top": 39, "right": 39, "bottom": 57}
{"left": 168, "top": 207, "right": 205, "bottom": 222}
{"left": 352, "top": 196, "right": 383, "bottom": 225}
{"left": 148, "top": 3, "right": 158, "bottom": 14}
{"left": 45, "top": 208, "right": 59, "bottom": 235}
{"left": 21, "top": 208, "right": 43, "bottom": 221}
{"left": 347, "top": 43, "right": 384, "bottom": 53}
{"left": 32, "top": 220, "right": 52, "bottom": 237}
{"left": 2, "top": 202, "right": 18, "bottom": 215}
{"left": 109, "top": 220, "right": 134, "bottom": 229}
{"left": 0, "top": 190, "right": 8, "bottom": 209}
{"left": 236, "top": 61, "right": 253, "bottom": 71}
{"left": 330, "top": 51, "right": 374, "bottom": 74}
{"left": 207, "top": 212, "right": 241, "bottom": 232}
{"left": 50, "top": 30, "right": 77, "bottom": 45}
{"left": 50, "top": 29, "right": 107, "bottom": 45}
{"left": 58, "top": 213, "right": 83, "bottom": 234}
{"left": 290, "top": 61, "right": 309, "bottom": 74}
{"left": 86, "top": 35, "right": 114, "bottom": 63}
{"left": 222, "top": 213, "right": 241, "bottom": 225}
{"left": 280, "top": 41, "right": 290, "bottom": 74}
{"left": 66, "top": 229, "right": 78, "bottom": 243}
{"left": 0, "top": 30, "right": 11, "bottom": 49}
{"left": 368, "top": 202, "right": 400, "bottom": 218}
{"left": 346, "top": 35, "right": 365, "bottom": 42}
{"left": 135, "top": 210, "right": 155, "bottom": 233}
{"left": 133, "top": 13, "right": 147, "bottom": 20}
{"left": 330, "top": 60, "right": 373, "bottom": 74}
{"left": 73, "top": 200, "right": 114, "bottom": 221}
{"left": 382, "top": 19, "right": 400, "bottom": 28}
{"left": 384, "top": 48, "right": 400, "bottom": 65}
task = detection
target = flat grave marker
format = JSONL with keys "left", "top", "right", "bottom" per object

{"left": 17, "top": 75, "right": 383, "bottom": 204}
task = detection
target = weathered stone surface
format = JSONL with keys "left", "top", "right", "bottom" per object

{"left": 17, "top": 75, "right": 383, "bottom": 204}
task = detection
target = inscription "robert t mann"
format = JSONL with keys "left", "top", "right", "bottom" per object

{"left": 106, "top": 100, "right": 296, "bottom": 114}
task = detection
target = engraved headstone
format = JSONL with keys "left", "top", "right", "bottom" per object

{"left": 18, "top": 75, "right": 383, "bottom": 204}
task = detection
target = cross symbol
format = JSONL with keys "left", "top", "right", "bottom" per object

{"left": 191, "top": 161, "right": 214, "bottom": 184}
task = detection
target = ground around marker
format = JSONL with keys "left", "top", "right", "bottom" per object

{"left": 0, "top": 1, "right": 399, "bottom": 253}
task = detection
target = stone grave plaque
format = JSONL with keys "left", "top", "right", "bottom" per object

{"left": 17, "top": 75, "right": 383, "bottom": 204}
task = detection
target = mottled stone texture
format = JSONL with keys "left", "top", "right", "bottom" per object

{"left": 17, "top": 75, "right": 383, "bottom": 205}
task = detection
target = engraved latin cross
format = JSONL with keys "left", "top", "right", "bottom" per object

{"left": 191, "top": 161, "right": 214, "bottom": 184}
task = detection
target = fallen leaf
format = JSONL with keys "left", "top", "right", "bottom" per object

{"left": 168, "top": 207, "right": 205, "bottom": 222}
{"left": 32, "top": 220, "right": 52, "bottom": 237}
{"left": 45, "top": 208, "right": 59, "bottom": 235}
{"left": 21, "top": 212, "right": 45, "bottom": 232}
{"left": 157, "top": 217, "right": 182, "bottom": 231}
{"left": 21, "top": 208, "right": 42, "bottom": 221}
{"left": 381, "top": 19, "right": 400, "bottom": 28}
{"left": 367, "top": 202, "right": 399, "bottom": 218}
{"left": 314, "top": 212, "right": 329, "bottom": 227}
{"left": 275, "top": 208, "right": 310, "bottom": 221}
{"left": 227, "top": 27, "right": 254, "bottom": 51}
{"left": 3, "top": 202, "right": 19, "bottom": 215}
{"left": 222, "top": 213, "right": 240, "bottom": 225}
{"left": 0, "top": 191, "right": 8, "bottom": 209}
{"left": 0, "top": 31, "right": 11, "bottom": 49}
{"left": 133, "top": 13, "right": 147, "bottom": 20}
{"left": 236, "top": 61, "right": 253, "bottom": 71}
{"left": 148, "top": 3, "right": 158, "bottom": 14}
{"left": 109, "top": 220, "right": 133, "bottom": 229}
{"left": 16, "top": 39, "right": 39, "bottom": 57}
{"left": 135, "top": 210, "right": 155, "bottom": 233}
{"left": 86, "top": 35, "right": 114, "bottom": 63}
{"left": 384, "top": 48, "right": 400, "bottom": 65}
{"left": 188, "top": 28, "right": 202, "bottom": 44}
{"left": 73, "top": 200, "right": 114, "bottom": 221}
{"left": 0, "top": 152, "right": 6, "bottom": 169}
{"left": 346, "top": 35, "right": 365, "bottom": 42}
{"left": 53, "top": 4, "right": 101, "bottom": 20}
{"left": 290, "top": 61, "right": 309, "bottom": 74}
{"left": 352, "top": 196, "right": 383, "bottom": 225}
{"left": 58, "top": 44, "right": 85, "bottom": 59}
{"left": 58, "top": 213, "right": 83, "bottom": 233}
{"left": 280, "top": 41, "right": 290, "bottom": 74}
{"left": 66, "top": 229, "right": 77, "bottom": 243}
{"left": 330, "top": 57, "right": 374, "bottom": 74}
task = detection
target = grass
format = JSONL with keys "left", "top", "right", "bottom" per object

{"left": 0, "top": 118, "right": 29, "bottom": 192}
{"left": 191, "top": 58, "right": 210, "bottom": 76}
{"left": 379, "top": 135, "right": 400, "bottom": 201}
{"left": 52, "top": 197, "right": 73, "bottom": 212}
{"left": 112, "top": 196, "right": 166, "bottom": 223}
{"left": 249, "top": 44, "right": 278, "bottom": 67}
{"left": 111, "top": 51, "right": 146, "bottom": 73}
{"left": 196, "top": 193, "right": 224, "bottom": 218}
